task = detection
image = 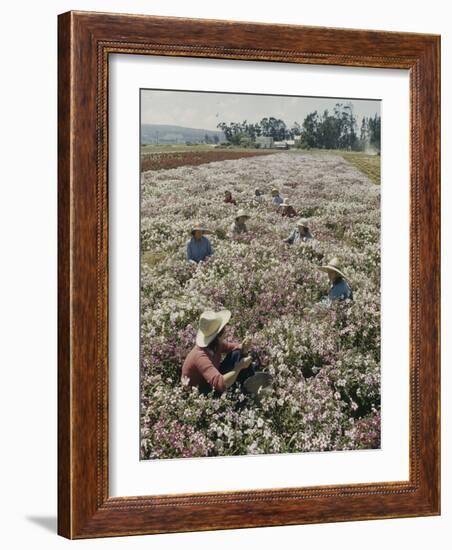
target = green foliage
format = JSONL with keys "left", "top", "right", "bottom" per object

{"left": 217, "top": 104, "right": 380, "bottom": 152}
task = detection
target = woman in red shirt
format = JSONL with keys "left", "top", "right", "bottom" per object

{"left": 224, "top": 190, "right": 237, "bottom": 205}
{"left": 181, "top": 310, "right": 255, "bottom": 394}
{"left": 279, "top": 198, "right": 297, "bottom": 218}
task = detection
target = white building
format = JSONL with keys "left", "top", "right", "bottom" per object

{"left": 273, "top": 141, "right": 289, "bottom": 149}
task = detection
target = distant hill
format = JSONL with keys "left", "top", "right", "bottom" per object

{"left": 141, "top": 124, "right": 226, "bottom": 145}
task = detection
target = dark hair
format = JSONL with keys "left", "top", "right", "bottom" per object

{"left": 206, "top": 326, "right": 225, "bottom": 352}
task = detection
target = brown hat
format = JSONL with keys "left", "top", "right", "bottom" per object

{"left": 191, "top": 222, "right": 209, "bottom": 234}
{"left": 196, "top": 310, "right": 231, "bottom": 347}
{"left": 271, "top": 188, "right": 279, "bottom": 195}
{"left": 319, "top": 257, "right": 347, "bottom": 280}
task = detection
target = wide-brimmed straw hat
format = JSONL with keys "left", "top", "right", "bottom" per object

{"left": 190, "top": 222, "right": 209, "bottom": 234}
{"left": 281, "top": 198, "right": 292, "bottom": 207}
{"left": 319, "top": 257, "right": 347, "bottom": 279}
{"left": 297, "top": 218, "right": 309, "bottom": 228}
{"left": 243, "top": 372, "right": 274, "bottom": 395}
{"left": 196, "top": 309, "right": 231, "bottom": 347}
{"left": 235, "top": 209, "right": 250, "bottom": 221}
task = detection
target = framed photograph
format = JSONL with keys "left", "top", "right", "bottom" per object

{"left": 58, "top": 11, "right": 440, "bottom": 539}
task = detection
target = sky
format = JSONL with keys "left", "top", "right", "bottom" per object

{"left": 141, "top": 89, "right": 380, "bottom": 131}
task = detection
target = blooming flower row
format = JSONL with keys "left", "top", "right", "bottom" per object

{"left": 140, "top": 152, "right": 381, "bottom": 459}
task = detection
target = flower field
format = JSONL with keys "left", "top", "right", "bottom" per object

{"left": 140, "top": 151, "right": 381, "bottom": 460}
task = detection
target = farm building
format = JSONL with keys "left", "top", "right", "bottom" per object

{"left": 273, "top": 141, "right": 289, "bottom": 149}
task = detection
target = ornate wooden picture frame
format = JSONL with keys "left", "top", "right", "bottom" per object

{"left": 58, "top": 11, "right": 440, "bottom": 539}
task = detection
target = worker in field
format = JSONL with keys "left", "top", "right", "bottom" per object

{"left": 252, "top": 187, "right": 265, "bottom": 205}
{"left": 284, "top": 218, "right": 313, "bottom": 244}
{"left": 224, "top": 190, "right": 237, "bottom": 205}
{"left": 319, "top": 257, "right": 353, "bottom": 304}
{"left": 181, "top": 309, "right": 273, "bottom": 396}
{"left": 271, "top": 188, "right": 284, "bottom": 206}
{"left": 230, "top": 209, "right": 250, "bottom": 236}
{"left": 186, "top": 222, "right": 213, "bottom": 263}
{"left": 279, "top": 198, "right": 297, "bottom": 218}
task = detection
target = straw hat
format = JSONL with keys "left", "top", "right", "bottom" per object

{"left": 282, "top": 198, "right": 292, "bottom": 207}
{"left": 196, "top": 309, "right": 231, "bottom": 347}
{"left": 243, "top": 372, "right": 274, "bottom": 395}
{"left": 297, "top": 218, "right": 309, "bottom": 228}
{"left": 235, "top": 209, "right": 250, "bottom": 221}
{"left": 271, "top": 188, "right": 279, "bottom": 195}
{"left": 319, "top": 257, "right": 347, "bottom": 280}
{"left": 190, "top": 222, "right": 209, "bottom": 234}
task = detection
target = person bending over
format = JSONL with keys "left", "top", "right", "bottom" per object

{"left": 224, "top": 190, "right": 237, "bottom": 205}
{"left": 279, "top": 198, "right": 297, "bottom": 218}
{"left": 181, "top": 310, "right": 271, "bottom": 395}
{"left": 319, "top": 257, "right": 353, "bottom": 304}
{"left": 284, "top": 218, "right": 313, "bottom": 244}
{"left": 230, "top": 210, "right": 250, "bottom": 237}
{"left": 271, "top": 188, "right": 284, "bottom": 206}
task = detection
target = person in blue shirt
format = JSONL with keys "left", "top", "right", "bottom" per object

{"left": 319, "top": 257, "right": 353, "bottom": 304}
{"left": 284, "top": 219, "right": 313, "bottom": 244}
{"left": 271, "top": 188, "right": 284, "bottom": 206}
{"left": 186, "top": 222, "right": 213, "bottom": 263}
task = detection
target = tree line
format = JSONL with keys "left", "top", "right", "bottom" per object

{"left": 217, "top": 102, "right": 381, "bottom": 152}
